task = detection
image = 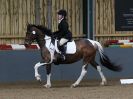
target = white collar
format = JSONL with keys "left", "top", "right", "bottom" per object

{"left": 58, "top": 18, "right": 64, "bottom": 23}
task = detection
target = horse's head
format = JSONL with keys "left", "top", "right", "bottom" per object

{"left": 24, "top": 24, "right": 47, "bottom": 46}
{"left": 24, "top": 24, "right": 37, "bottom": 46}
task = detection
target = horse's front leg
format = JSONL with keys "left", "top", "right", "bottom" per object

{"left": 44, "top": 64, "right": 52, "bottom": 88}
{"left": 34, "top": 62, "right": 45, "bottom": 82}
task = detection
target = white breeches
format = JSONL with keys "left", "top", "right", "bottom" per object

{"left": 59, "top": 38, "right": 68, "bottom": 46}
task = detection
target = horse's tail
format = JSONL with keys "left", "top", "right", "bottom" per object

{"left": 93, "top": 41, "right": 122, "bottom": 72}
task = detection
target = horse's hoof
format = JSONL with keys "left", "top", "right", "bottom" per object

{"left": 36, "top": 77, "right": 41, "bottom": 81}
{"left": 44, "top": 84, "right": 51, "bottom": 88}
{"left": 35, "top": 75, "right": 41, "bottom": 81}
{"left": 100, "top": 81, "right": 107, "bottom": 86}
{"left": 70, "top": 84, "right": 78, "bottom": 88}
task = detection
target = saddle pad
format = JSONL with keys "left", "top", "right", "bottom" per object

{"left": 45, "top": 37, "right": 77, "bottom": 54}
{"left": 66, "top": 40, "right": 76, "bottom": 54}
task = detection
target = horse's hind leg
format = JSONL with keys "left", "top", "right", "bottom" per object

{"left": 90, "top": 60, "right": 107, "bottom": 85}
{"left": 71, "top": 64, "right": 88, "bottom": 88}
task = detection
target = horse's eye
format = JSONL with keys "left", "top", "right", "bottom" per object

{"left": 32, "top": 31, "right": 36, "bottom": 34}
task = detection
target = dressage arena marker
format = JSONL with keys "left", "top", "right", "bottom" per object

{"left": 0, "top": 44, "right": 40, "bottom": 50}
{"left": 120, "top": 79, "right": 133, "bottom": 84}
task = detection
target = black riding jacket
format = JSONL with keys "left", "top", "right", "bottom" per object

{"left": 53, "top": 19, "right": 72, "bottom": 40}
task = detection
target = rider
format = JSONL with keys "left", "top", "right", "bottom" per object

{"left": 53, "top": 9, "right": 72, "bottom": 61}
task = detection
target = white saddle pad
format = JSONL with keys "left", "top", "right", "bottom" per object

{"left": 66, "top": 40, "right": 76, "bottom": 54}
{"left": 54, "top": 40, "right": 76, "bottom": 54}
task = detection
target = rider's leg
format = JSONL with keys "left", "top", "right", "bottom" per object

{"left": 59, "top": 38, "right": 68, "bottom": 46}
{"left": 59, "top": 38, "right": 68, "bottom": 60}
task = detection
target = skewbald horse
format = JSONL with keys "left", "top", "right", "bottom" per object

{"left": 24, "top": 24, "right": 122, "bottom": 88}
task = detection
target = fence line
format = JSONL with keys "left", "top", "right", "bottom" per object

{"left": 95, "top": 0, "right": 133, "bottom": 45}
{"left": 0, "top": 0, "right": 84, "bottom": 44}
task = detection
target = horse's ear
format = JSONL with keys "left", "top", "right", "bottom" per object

{"left": 26, "top": 22, "right": 30, "bottom": 31}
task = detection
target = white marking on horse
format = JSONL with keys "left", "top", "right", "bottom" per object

{"left": 97, "top": 66, "right": 107, "bottom": 85}
{"left": 32, "top": 31, "right": 36, "bottom": 34}
{"left": 44, "top": 74, "right": 51, "bottom": 88}
{"left": 72, "top": 64, "right": 87, "bottom": 87}
{"left": 88, "top": 39, "right": 104, "bottom": 59}
{"left": 34, "top": 62, "right": 52, "bottom": 81}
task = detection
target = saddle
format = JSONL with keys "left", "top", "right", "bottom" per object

{"left": 54, "top": 39, "right": 76, "bottom": 54}
{"left": 45, "top": 37, "right": 76, "bottom": 64}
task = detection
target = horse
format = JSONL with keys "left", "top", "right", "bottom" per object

{"left": 24, "top": 24, "right": 122, "bottom": 88}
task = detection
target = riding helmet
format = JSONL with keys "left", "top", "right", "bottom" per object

{"left": 57, "top": 9, "right": 67, "bottom": 17}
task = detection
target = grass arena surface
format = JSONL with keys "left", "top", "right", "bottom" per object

{"left": 0, "top": 80, "right": 133, "bottom": 99}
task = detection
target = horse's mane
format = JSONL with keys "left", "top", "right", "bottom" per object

{"left": 27, "top": 24, "right": 52, "bottom": 37}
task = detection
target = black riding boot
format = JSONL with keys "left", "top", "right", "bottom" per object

{"left": 59, "top": 45, "right": 66, "bottom": 61}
